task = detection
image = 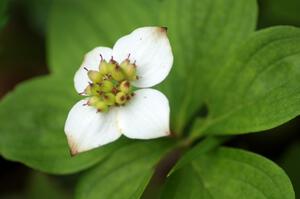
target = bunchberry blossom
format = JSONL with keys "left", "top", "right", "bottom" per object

{"left": 64, "top": 27, "right": 173, "bottom": 155}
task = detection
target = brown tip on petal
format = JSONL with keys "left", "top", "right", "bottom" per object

{"left": 162, "top": 27, "right": 168, "bottom": 31}
{"left": 67, "top": 135, "right": 79, "bottom": 156}
{"left": 159, "top": 27, "right": 168, "bottom": 33}
{"left": 69, "top": 148, "right": 79, "bottom": 156}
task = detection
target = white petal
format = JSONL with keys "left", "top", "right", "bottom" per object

{"left": 112, "top": 27, "right": 173, "bottom": 88}
{"left": 117, "top": 89, "right": 170, "bottom": 139}
{"left": 74, "top": 47, "right": 112, "bottom": 93}
{"left": 64, "top": 99, "right": 121, "bottom": 155}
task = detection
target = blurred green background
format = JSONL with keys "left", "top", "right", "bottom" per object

{"left": 1, "top": 0, "right": 300, "bottom": 198}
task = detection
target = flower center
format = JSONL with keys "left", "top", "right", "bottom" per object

{"left": 82, "top": 55, "right": 138, "bottom": 112}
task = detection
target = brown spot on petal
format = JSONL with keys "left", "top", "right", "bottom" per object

{"left": 67, "top": 135, "right": 79, "bottom": 156}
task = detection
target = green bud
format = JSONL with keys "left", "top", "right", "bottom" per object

{"left": 88, "top": 70, "right": 103, "bottom": 83}
{"left": 119, "top": 80, "right": 131, "bottom": 93}
{"left": 93, "top": 83, "right": 103, "bottom": 94}
{"left": 120, "top": 59, "right": 130, "bottom": 67}
{"left": 120, "top": 59, "right": 137, "bottom": 81}
{"left": 115, "top": 92, "right": 127, "bottom": 105}
{"left": 103, "top": 93, "right": 115, "bottom": 105}
{"left": 111, "top": 66, "right": 125, "bottom": 81}
{"left": 99, "top": 60, "right": 113, "bottom": 75}
{"left": 84, "top": 85, "right": 94, "bottom": 96}
{"left": 99, "top": 80, "right": 114, "bottom": 92}
{"left": 95, "top": 101, "right": 109, "bottom": 112}
{"left": 88, "top": 96, "right": 100, "bottom": 106}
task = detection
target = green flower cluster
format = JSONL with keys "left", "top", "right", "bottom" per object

{"left": 83, "top": 56, "right": 138, "bottom": 112}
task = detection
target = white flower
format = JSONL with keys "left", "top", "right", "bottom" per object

{"left": 64, "top": 27, "right": 174, "bottom": 155}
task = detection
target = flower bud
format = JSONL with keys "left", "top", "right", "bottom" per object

{"left": 103, "top": 93, "right": 115, "bottom": 105}
{"left": 111, "top": 66, "right": 125, "bottom": 81}
{"left": 99, "top": 60, "right": 113, "bottom": 75}
{"left": 120, "top": 60, "right": 137, "bottom": 81}
{"left": 120, "top": 59, "right": 130, "bottom": 67}
{"left": 88, "top": 96, "right": 100, "bottom": 106}
{"left": 94, "top": 83, "right": 103, "bottom": 94}
{"left": 84, "top": 84, "right": 94, "bottom": 96}
{"left": 119, "top": 80, "right": 131, "bottom": 93}
{"left": 99, "top": 80, "right": 114, "bottom": 92}
{"left": 88, "top": 70, "right": 103, "bottom": 83}
{"left": 115, "top": 92, "right": 127, "bottom": 105}
{"left": 95, "top": 101, "right": 109, "bottom": 112}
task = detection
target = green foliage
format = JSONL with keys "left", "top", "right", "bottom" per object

{"left": 0, "top": 0, "right": 299, "bottom": 198}
{"left": 159, "top": 0, "right": 257, "bottom": 132}
{"left": 24, "top": 0, "right": 53, "bottom": 34}
{"left": 0, "top": 76, "right": 129, "bottom": 174}
{"left": 48, "top": 0, "right": 157, "bottom": 75}
{"left": 48, "top": 0, "right": 257, "bottom": 133}
{"left": 162, "top": 147, "right": 295, "bottom": 199}
{"left": 198, "top": 26, "right": 300, "bottom": 135}
{"left": 171, "top": 136, "right": 230, "bottom": 173}
{"left": 76, "top": 140, "right": 173, "bottom": 199}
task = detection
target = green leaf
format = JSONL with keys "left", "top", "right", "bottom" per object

{"left": 24, "top": 0, "right": 53, "bottom": 34}
{"left": 161, "top": 147, "right": 295, "bottom": 199}
{"left": 48, "top": 0, "right": 158, "bottom": 76}
{"left": 0, "top": 75, "right": 128, "bottom": 174}
{"left": 48, "top": 0, "right": 257, "bottom": 133}
{"left": 76, "top": 139, "right": 174, "bottom": 199}
{"left": 159, "top": 0, "right": 257, "bottom": 132}
{"left": 171, "top": 136, "right": 230, "bottom": 173}
{"left": 198, "top": 26, "right": 300, "bottom": 135}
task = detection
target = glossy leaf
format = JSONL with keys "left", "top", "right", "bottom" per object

{"left": 159, "top": 0, "right": 257, "bottom": 131}
{"left": 171, "top": 136, "right": 230, "bottom": 173}
{"left": 75, "top": 139, "right": 173, "bottom": 199}
{"left": 198, "top": 26, "right": 300, "bottom": 135}
{"left": 162, "top": 147, "right": 295, "bottom": 199}
{"left": 0, "top": 76, "right": 128, "bottom": 174}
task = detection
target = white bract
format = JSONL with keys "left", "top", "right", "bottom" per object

{"left": 64, "top": 27, "right": 174, "bottom": 155}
